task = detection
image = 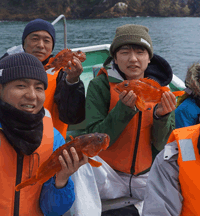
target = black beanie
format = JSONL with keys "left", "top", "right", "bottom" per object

{"left": 0, "top": 53, "right": 48, "bottom": 89}
{"left": 22, "top": 18, "right": 56, "bottom": 50}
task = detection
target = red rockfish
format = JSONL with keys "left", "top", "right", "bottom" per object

{"left": 15, "top": 133, "right": 110, "bottom": 191}
{"left": 44, "top": 48, "right": 86, "bottom": 72}
{"left": 114, "top": 78, "right": 185, "bottom": 111}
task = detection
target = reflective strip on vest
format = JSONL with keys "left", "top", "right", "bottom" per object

{"left": 46, "top": 68, "right": 57, "bottom": 75}
{"left": 44, "top": 108, "right": 51, "bottom": 118}
{"left": 179, "top": 139, "right": 196, "bottom": 161}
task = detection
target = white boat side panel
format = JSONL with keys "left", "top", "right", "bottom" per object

{"left": 171, "top": 74, "right": 185, "bottom": 89}
{"left": 72, "top": 44, "right": 110, "bottom": 52}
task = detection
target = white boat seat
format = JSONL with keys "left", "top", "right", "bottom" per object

{"left": 63, "top": 197, "right": 139, "bottom": 215}
{"left": 102, "top": 197, "right": 140, "bottom": 212}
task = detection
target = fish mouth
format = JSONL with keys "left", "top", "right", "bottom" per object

{"left": 114, "top": 87, "right": 121, "bottom": 94}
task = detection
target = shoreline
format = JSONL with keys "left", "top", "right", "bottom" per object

{"left": 0, "top": 14, "right": 199, "bottom": 22}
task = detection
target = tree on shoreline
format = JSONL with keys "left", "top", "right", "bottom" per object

{"left": 0, "top": 0, "right": 199, "bottom": 20}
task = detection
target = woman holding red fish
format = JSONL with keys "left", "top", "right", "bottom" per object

{"left": 0, "top": 53, "right": 88, "bottom": 216}
{"left": 70, "top": 24, "right": 177, "bottom": 216}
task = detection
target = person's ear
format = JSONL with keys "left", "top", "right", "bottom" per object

{"left": 114, "top": 56, "right": 118, "bottom": 65}
{"left": 147, "top": 52, "right": 151, "bottom": 64}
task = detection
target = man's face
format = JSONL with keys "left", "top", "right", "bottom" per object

{"left": 0, "top": 79, "right": 45, "bottom": 114}
{"left": 114, "top": 45, "right": 150, "bottom": 80}
{"left": 23, "top": 30, "right": 53, "bottom": 62}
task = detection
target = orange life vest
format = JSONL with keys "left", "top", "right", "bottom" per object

{"left": 0, "top": 109, "right": 54, "bottom": 216}
{"left": 167, "top": 124, "right": 200, "bottom": 216}
{"left": 44, "top": 70, "right": 68, "bottom": 139}
{"left": 98, "top": 68, "right": 154, "bottom": 175}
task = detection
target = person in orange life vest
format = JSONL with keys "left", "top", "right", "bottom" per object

{"left": 0, "top": 18, "right": 85, "bottom": 139}
{"left": 0, "top": 53, "right": 88, "bottom": 216}
{"left": 69, "top": 24, "right": 177, "bottom": 216}
{"left": 142, "top": 124, "right": 200, "bottom": 216}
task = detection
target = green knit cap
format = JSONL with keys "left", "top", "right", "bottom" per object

{"left": 110, "top": 24, "right": 153, "bottom": 59}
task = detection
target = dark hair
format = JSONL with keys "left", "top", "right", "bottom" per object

{"left": 1, "top": 83, "right": 6, "bottom": 89}
{"left": 113, "top": 44, "right": 148, "bottom": 59}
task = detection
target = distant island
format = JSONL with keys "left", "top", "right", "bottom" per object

{"left": 0, "top": 0, "right": 200, "bottom": 21}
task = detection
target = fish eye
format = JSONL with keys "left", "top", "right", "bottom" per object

{"left": 124, "top": 83, "right": 128, "bottom": 87}
{"left": 98, "top": 136, "right": 103, "bottom": 142}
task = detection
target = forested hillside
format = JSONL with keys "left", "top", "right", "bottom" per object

{"left": 0, "top": 0, "right": 200, "bottom": 20}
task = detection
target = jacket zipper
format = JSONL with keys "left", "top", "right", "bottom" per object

{"left": 14, "top": 152, "right": 24, "bottom": 216}
{"left": 130, "top": 111, "right": 142, "bottom": 174}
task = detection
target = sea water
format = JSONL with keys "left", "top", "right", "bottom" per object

{"left": 1, "top": 17, "right": 200, "bottom": 81}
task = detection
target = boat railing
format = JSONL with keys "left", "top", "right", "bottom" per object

{"left": 51, "top": 14, "right": 67, "bottom": 49}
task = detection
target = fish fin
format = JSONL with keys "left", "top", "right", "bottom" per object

{"left": 140, "top": 78, "right": 162, "bottom": 89}
{"left": 54, "top": 49, "right": 66, "bottom": 59}
{"left": 15, "top": 175, "right": 37, "bottom": 191}
{"left": 69, "top": 135, "right": 74, "bottom": 140}
{"left": 88, "top": 158, "right": 102, "bottom": 167}
{"left": 173, "top": 91, "right": 185, "bottom": 97}
{"left": 36, "top": 159, "right": 61, "bottom": 178}
{"left": 135, "top": 96, "right": 146, "bottom": 111}
{"left": 160, "top": 86, "right": 170, "bottom": 92}
{"left": 38, "top": 173, "right": 55, "bottom": 185}
{"left": 36, "top": 165, "right": 61, "bottom": 185}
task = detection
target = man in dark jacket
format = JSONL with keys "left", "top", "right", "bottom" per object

{"left": 0, "top": 18, "right": 85, "bottom": 139}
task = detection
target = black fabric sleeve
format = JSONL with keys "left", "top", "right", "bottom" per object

{"left": 54, "top": 69, "right": 85, "bottom": 124}
{"left": 0, "top": 52, "right": 9, "bottom": 60}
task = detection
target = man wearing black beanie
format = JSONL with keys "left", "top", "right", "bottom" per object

{"left": 1, "top": 18, "right": 85, "bottom": 139}
{"left": 0, "top": 53, "right": 88, "bottom": 216}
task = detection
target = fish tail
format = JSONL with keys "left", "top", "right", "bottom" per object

{"left": 173, "top": 90, "right": 185, "bottom": 97}
{"left": 135, "top": 96, "right": 146, "bottom": 111}
{"left": 69, "top": 135, "right": 74, "bottom": 140}
{"left": 88, "top": 158, "right": 102, "bottom": 167}
{"left": 15, "top": 175, "right": 37, "bottom": 191}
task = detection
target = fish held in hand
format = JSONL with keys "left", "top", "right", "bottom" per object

{"left": 15, "top": 133, "right": 110, "bottom": 191}
{"left": 44, "top": 48, "right": 86, "bottom": 72}
{"left": 114, "top": 78, "right": 185, "bottom": 111}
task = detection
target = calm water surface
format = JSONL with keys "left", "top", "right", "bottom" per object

{"left": 0, "top": 17, "right": 200, "bottom": 81}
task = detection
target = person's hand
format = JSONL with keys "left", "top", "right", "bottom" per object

{"left": 119, "top": 90, "right": 137, "bottom": 109}
{"left": 64, "top": 56, "right": 83, "bottom": 84}
{"left": 155, "top": 91, "right": 176, "bottom": 117}
{"left": 55, "top": 147, "right": 88, "bottom": 188}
